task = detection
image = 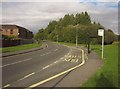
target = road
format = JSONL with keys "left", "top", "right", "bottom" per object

{"left": 2, "top": 41, "right": 83, "bottom": 88}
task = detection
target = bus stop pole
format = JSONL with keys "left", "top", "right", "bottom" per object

{"left": 102, "top": 32, "right": 104, "bottom": 59}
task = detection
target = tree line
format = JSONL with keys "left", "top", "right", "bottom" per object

{"left": 34, "top": 12, "right": 118, "bottom": 45}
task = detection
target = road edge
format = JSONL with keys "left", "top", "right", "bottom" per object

{"left": 2, "top": 43, "right": 48, "bottom": 58}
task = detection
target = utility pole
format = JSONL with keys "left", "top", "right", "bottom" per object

{"left": 76, "top": 26, "right": 78, "bottom": 47}
{"left": 55, "top": 25, "right": 58, "bottom": 43}
{"left": 57, "top": 34, "right": 58, "bottom": 43}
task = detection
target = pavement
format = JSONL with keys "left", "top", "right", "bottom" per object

{"left": 1, "top": 42, "right": 103, "bottom": 88}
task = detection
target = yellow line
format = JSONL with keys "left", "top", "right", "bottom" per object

{"left": 27, "top": 49, "right": 85, "bottom": 88}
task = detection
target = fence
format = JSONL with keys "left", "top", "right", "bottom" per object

{"left": 2, "top": 39, "right": 34, "bottom": 47}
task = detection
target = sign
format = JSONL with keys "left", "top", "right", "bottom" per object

{"left": 98, "top": 29, "right": 104, "bottom": 59}
{"left": 98, "top": 29, "right": 104, "bottom": 36}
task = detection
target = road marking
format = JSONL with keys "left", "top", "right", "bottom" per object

{"left": 42, "top": 65, "right": 50, "bottom": 70}
{"left": 68, "top": 55, "right": 72, "bottom": 58}
{"left": 46, "top": 52, "right": 51, "bottom": 55}
{"left": 0, "top": 58, "right": 32, "bottom": 68}
{"left": 60, "top": 57, "right": 64, "bottom": 60}
{"left": 74, "top": 56, "right": 77, "bottom": 58}
{"left": 18, "top": 72, "right": 35, "bottom": 81}
{"left": 67, "top": 58, "right": 71, "bottom": 62}
{"left": 54, "top": 49, "right": 58, "bottom": 52}
{"left": 75, "top": 59, "right": 78, "bottom": 62}
{"left": 2, "top": 84, "right": 10, "bottom": 88}
{"left": 40, "top": 54, "right": 46, "bottom": 56}
{"left": 70, "top": 59, "right": 76, "bottom": 63}
{"left": 27, "top": 49, "right": 85, "bottom": 88}
{"left": 40, "top": 52, "right": 51, "bottom": 56}
{"left": 85, "top": 53, "right": 88, "bottom": 59}
{"left": 54, "top": 61, "right": 58, "bottom": 64}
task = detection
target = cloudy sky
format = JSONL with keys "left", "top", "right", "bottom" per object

{"left": 1, "top": 0, "right": 119, "bottom": 34}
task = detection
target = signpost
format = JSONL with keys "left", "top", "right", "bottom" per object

{"left": 98, "top": 29, "right": 104, "bottom": 59}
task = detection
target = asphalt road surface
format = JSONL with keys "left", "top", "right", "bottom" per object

{"left": 2, "top": 41, "right": 83, "bottom": 88}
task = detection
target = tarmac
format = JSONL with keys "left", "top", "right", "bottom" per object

{"left": 39, "top": 48, "right": 103, "bottom": 88}
{"left": 2, "top": 43, "right": 103, "bottom": 88}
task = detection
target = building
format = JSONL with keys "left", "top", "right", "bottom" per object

{"left": 0, "top": 25, "right": 34, "bottom": 47}
{"left": 0, "top": 25, "right": 33, "bottom": 39}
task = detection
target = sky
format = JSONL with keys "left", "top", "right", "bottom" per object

{"left": 1, "top": 0, "right": 119, "bottom": 34}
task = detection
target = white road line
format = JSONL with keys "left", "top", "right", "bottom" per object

{"left": 70, "top": 59, "right": 75, "bottom": 62}
{"left": 18, "top": 72, "right": 35, "bottom": 81}
{"left": 60, "top": 57, "right": 64, "bottom": 60}
{"left": 40, "top": 54, "right": 46, "bottom": 56}
{"left": 42, "top": 65, "right": 50, "bottom": 70}
{"left": 40, "top": 52, "right": 51, "bottom": 56}
{"left": 46, "top": 52, "right": 51, "bottom": 55}
{"left": 85, "top": 53, "right": 88, "bottom": 59}
{"left": 1, "top": 58, "right": 32, "bottom": 68}
{"left": 75, "top": 59, "right": 78, "bottom": 62}
{"left": 54, "top": 61, "right": 58, "bottom": 64}
{"left": 27, "top": 49, "right": 85, "bottom": 88}
{"left": 68, "top": 55, "right": 72, "bottom": 58}
{"left": 54, "top": 49, "right": 58, "bottom": 51}
{"left": 67, "top": 58, "right": 71, "bottom": 62}
{"left": 72, "top": 55, "right": 75, "bottom": 58}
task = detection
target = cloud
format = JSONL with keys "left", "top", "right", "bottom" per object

{"left": 1, "top": 2, "right": 118, "bottom": 34}
{"left": 1, "top": 0, "right": 119, "bottom": 2}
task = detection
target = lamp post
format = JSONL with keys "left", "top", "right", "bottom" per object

{"left": 55, "top": 25, "right": 59, "bottom": 43}
{"left": 57, "top": 33, "right": 58, "bottom": 43}
{"left": 76, "top": 24, "right": 79, "bottom": 47}
{"left": 76, "top": 28, "right": 78, "bottom": 47}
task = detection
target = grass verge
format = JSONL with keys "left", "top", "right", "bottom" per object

{"left": 82, "top": 44, "right": 118, "bottom": 87}
{"left": 2, "top": 43, "right": 41, "bottom": 53}
{"left": 57, "top": 42, "right": 118, "bottom": 87}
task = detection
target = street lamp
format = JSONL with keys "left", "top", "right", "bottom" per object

{"left": 76, "top": 27, "right": 78, "bottom": 47}
{"left": 75, "top": 24, "right": 79, "bottom": 47}
{"left": 57, "top": 33, "right": 58, "bottom": 43}
{"left": 55, "top": 26, "right": 59, "bottom": 43}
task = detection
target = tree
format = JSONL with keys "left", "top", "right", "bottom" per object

{"left": 35, "top": 12, "right": 116, "bottom": 45}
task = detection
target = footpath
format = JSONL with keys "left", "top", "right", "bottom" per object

{"left": 39, "top": 47, "right": 103, "bottom": 88}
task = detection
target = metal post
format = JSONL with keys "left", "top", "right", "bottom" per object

{"left": 76, "top": 28, "right": 78, "bottom": 47}
{"left": 55, "top": 26, "right": 58, "bottom": 43}
{"left": 98, "top": 29, "right": 104, "bottom": 59}
{"left": 102, "top": 33, "right": 104, "bottom": 59}
{"left": 57, "top": 34, "right": 58, "bottom": 43}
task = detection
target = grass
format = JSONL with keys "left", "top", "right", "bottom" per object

{"left": 82, "top": 44, "right": 118, "bottom": 87}
{"left": 58, "top": 41, "right": 118, "bottom": 87}
{"left": 2, "top": 43, "right": 41, "bottom": 53}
